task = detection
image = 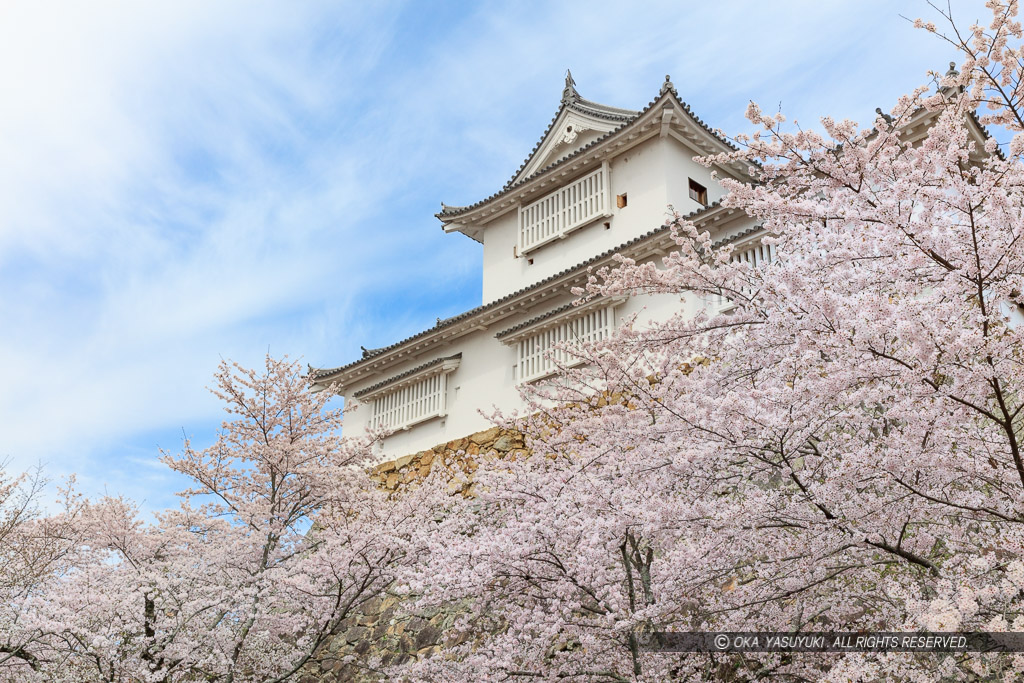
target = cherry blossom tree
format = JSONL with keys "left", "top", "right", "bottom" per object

{"left": 393, "top": 3, "right": 1024, "bottom": 681}
{"left": 9, "top": 4, "right": 1024, "bottom": 682}
{"left": 0, "top": 467, "right": 88, "bottom": 679}
{"left": 1, "top": 356, "right": 420, "bottom": 683}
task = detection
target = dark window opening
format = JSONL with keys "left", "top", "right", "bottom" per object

{"left": 688, "top": 178, "right": 708, "bottom": 205}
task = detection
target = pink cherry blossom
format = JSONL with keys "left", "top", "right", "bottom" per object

{"left": 391, "top": 3, "right": 1024, "bottom": 680}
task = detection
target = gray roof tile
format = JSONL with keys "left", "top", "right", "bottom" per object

{"left": 351, "top": 354, "right": 462, "bottom": 398}
{"left": 493, "top": 300, "right": 578, "bottom": 340}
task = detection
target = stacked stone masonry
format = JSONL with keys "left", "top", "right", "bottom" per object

{"left": 306, "top": 425, "right": 528, "bottom": 682}
{"left": 369, "top": 425, "right": 528, "bottom": 494}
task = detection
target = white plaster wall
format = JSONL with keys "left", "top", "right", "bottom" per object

{"left": 664, "top": 139, "right": 728, "bottom": 212}
{"left": 343, "top": 292, "right": 574, "bottom": 460}
{"left": 346, "top": 213, "right": 762, "bottom": 462}
{"left": 343, "top": 128, "right": 758, "bottom": 461}
{"left": 347, "top": 289, "right": 699, "bottom": 461}
{"left": 480, "top": 135, "right": 727, "bottom": 304}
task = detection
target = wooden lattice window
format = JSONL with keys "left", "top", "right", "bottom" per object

{"left": 519, "top": 162, "right": 611, "bottom": 254}
{"left": 500, "top": 302, "right": 620, "bottom": 384}
{"left": 710, "top": 238, "right": 776, "bottom": 309}
{"left": 356, "top": 356, "right": 461, "bottom": 431}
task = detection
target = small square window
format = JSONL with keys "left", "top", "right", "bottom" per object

{"left": 688, "top": 178, "right": 708, "bottom": 205}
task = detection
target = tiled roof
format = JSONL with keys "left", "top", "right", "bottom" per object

{"left": 436, "top": 81, "right": 738, "bottom": 222}
{"left": 351, "top": 354, "right": 462, "bottom": 399}
{"left": 311, "top": 200, "right": 730, "bottom": 383}
{"left": 494, "top": 300, "right": 578, "bottom": 340}
{"left": 713, "top": 223, "right": 762, "bottom": 248}
{"left": 504, "top": 94, "right": 637, "bottom": 183}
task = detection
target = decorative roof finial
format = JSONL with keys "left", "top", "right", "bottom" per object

{"left": 946, "top": 61, "right": 959, "bottom": 76}
{"left": 875, "top": 107, "right": 893, "bottom": 124}
{"left": 562, "top": 69, "right": 578, "bottom": 105}
{"left": 661, "top": 74, "right": 675, "bottom": 95}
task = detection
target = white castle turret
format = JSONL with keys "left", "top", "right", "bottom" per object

{"left": 312, "top": 74, "right": 762, "bottom": 460}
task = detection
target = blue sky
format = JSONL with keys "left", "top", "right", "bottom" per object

{"left": 0, "top": 0, "right": 986, "bottom": 512}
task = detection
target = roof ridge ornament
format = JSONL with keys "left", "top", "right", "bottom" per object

{"left": 561, "top": 69, "right": 578, "bottom": 105}
{"left": 661, "top": 74, "right": 676, "bottom": 96}
{"left": 940, "top": 61, "right": 963, "bottom": 95}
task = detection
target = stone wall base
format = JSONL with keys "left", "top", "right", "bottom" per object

{"left": 309, "top": 424, "right": 527, "bottom": 681}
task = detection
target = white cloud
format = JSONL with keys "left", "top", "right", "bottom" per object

{"left": 0, "top": 1, "right": 408, "bottom": 482}
{"left": 0, "top": 0, "right": 987, "bottom": 508}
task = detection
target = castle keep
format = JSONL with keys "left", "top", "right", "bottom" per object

{"left": 312, "top": 73, "right": 765, "bottom": 460}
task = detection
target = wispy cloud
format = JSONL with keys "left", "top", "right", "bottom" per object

{"left": 0, "top": 0, "right": 983, "bottom": 510}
